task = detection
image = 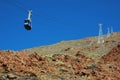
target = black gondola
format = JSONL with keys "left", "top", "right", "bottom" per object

{"left": 24, "top": 19, "right": 32, "bottom": 30}
{"left": 24, "top": 10, "right": 32, "bottom": 30}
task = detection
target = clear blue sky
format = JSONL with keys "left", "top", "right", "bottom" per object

{"left": 0, "top": 0, "right": 120, "bottom": 50}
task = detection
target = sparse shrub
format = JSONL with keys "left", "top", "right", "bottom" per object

{"left": 45, "top": 54, "right": 53, "bottom": 60}
{"left": 54, "top": 61, "right": 64, "bottom": 66}
{"left": 79, "top": 78, "right": 92, "bottom": 80}
{"left": 87, "top": 63, "right": 97, "bottom": 70}
{"left": 59, "top": 67, "right": 68, "bottom": 72}
{"left": 52, "top": 54, "right": 62, "bottom": 58}
{"left": 72, "top": 58, "right": 80, "bottom": 62}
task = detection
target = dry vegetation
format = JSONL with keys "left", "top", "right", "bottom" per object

{"left": 0, "top": 32, "right": 120, "bottom": 80}
{"left": 26, "top": 32, "right": 120, "bottom": 59}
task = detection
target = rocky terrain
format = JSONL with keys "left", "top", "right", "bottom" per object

{"left": 0, "top": 32, "right": 120, "bottom": 80}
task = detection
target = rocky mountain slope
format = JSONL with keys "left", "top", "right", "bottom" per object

{"left": 26, "top": 32, "right": 120, "bottom": 59}
{"left": 0, "top": 32, "right": 120, "bottom": 80}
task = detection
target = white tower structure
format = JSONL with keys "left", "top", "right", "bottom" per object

{"left": 97, "top": 24, "right": 104, "bottom": 44}
{"left": 107, "top": 27, "right": 110, "bottom": 38}
{"left": 111, "top": 26, "right": 113, "bottom": 33}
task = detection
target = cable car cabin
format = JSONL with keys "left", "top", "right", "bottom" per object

{"left": 24, "top": 19, "right": 32, "bottom": 30}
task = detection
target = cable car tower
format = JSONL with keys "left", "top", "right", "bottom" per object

{"left": 111, "top": 26, "right": 113, "bottom": 33}
{"left": 24, "top": 10, "right": 32, "bottom": 30}
{"left": 107, "top": 27, "right": 110, "bottom": 38}
{"left": 97, "top": 24, "right": 104, "bottom": 44}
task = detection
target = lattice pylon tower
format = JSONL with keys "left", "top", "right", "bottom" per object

{"left": 111, "top": 26, "right": 113, "bottom": 33}
{"left": 107, "top": 27, "right": 110, "bottom": 38}
{"left": 97, "top": 24, "right": 104, "bottom": 44}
